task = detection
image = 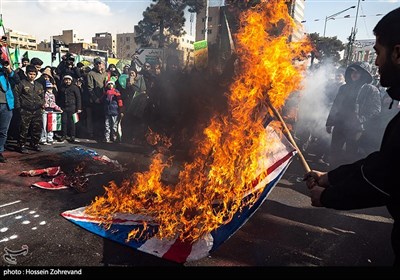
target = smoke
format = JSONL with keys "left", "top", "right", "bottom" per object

{"left": 145, "top": 66, "right": 229, "bottom": 157}
{"left": 293, "top": 62, "right": 339, "bottom": 152}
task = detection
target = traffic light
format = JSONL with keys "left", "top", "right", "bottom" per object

{"left": 51, "top": 39, "right": 62, "bottom": 62}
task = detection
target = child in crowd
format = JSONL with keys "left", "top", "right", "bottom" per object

{"left": 102, "top": 81, "right": 124, "bottom": 143}
{"left": 40, "top": 81, "right": 62, "bottom": 145}
{"left": 14, "top": 65, "right": 45, "bottom": 153}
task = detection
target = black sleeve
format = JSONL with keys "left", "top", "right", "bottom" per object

{"left": 323, "top": 145, "right": 396, "bottom": 210}
{"left": 13, "top": 83, "right": 21, "bottom": 109}
{"left": 74, "top": 86, "right": 82, "bottom": 111}
{"left": 321, "top": 166, "right": 388, "bottom": 210}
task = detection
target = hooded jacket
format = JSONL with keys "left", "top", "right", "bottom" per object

{"left": 326, "top": 62, "right": 381, "bottom": 132}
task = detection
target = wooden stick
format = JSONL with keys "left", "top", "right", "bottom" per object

{"left": 265, "top": 99, "right": 311, "bottom": 173}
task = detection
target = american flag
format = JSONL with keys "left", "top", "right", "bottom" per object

{"left": 61, "top": 123, "right": 296, "bottom": 263}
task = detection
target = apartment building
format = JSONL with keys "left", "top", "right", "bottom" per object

{"left": 5, "top": 29, "right": 37, "bottom": 50}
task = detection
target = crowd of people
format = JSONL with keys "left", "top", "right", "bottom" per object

{"left": 0, "top": 52, "right": 196, "bottom": 162}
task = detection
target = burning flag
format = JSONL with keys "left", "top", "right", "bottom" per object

{"left": 62, "top": 0, "right": 311, "bottom": 263}
{"left": 62, "top": 123, "right": 295, "bottom": 263}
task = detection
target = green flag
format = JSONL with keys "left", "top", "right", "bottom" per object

{"left": 193, "top": 40, "right": 208, "bottom": 69}
{"left": 22, "top": 51, "right": 29, "bottom": 60}
{"left": 10, "top": 46, "right": 20, "bottom": 70}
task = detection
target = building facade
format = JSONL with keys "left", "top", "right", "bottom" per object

{"left": 92, "top": 32, "right": 116, "bottom": 57}
{"left": 116, "top": 32, "right": 137, "bottom": 60}
{"left": 195, "top": 4, "right": 221, "bottom": 44}
{"left": 5, "top": 29, "right": 37, "bottom": 50}
{"left": 288, "top": 0, "right": 306, "bottom": 42}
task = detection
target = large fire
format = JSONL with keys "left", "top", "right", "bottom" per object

{"left": 85, "top": 0, "right": 312, "bottom": 242}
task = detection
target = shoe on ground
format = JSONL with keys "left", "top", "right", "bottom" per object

{"left": 17, "top": 146, "right": 30, "bottom": 154}
{"left": 68, "top": 137, "right": 76, "bottom": 143}
{"left": 58, "top": 136, "right": 67, "bottom": 143}
{"left": 0, "top": 153, "right": 7, "bottom": 163}
{"left": 31, "top": 144, "right": 42, "bottom": 152}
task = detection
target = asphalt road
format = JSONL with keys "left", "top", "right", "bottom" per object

{"left": 0, "top": 138, "right": 396, "bottom": 276}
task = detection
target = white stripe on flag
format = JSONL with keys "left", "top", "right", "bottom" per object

{"left": 47, "top": 113, "right": 62, "bottom": 132}
{"left": 72, "top": 113, "right": 80, "bottom": 124}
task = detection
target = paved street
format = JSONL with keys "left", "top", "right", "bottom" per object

{"left": 0, "top": 138, "right": 396, "bottom": 274}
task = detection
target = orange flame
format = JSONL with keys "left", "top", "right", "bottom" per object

{"left": 85, "top": 0, "right": 312, "bottom": 242}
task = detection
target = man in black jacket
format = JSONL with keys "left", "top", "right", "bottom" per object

{"left": 304, "top": 7, "right": 400, "bottom": 266}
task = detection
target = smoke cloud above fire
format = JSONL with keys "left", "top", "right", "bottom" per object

{"left": 86, "top": 0, "right": 312, "bottom": 242}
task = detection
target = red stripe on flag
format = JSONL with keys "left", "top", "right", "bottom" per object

{"left": 267, "top": 150, "right": 296, "bottom": 174}
{"left": 162, "top": 238, "right": 193, "bottom": 263}
{"left": 249, "top": 150, "right": 296, "bottom": 188}
{"left": 47, "top": 113, "right": 53, "bottom": 132}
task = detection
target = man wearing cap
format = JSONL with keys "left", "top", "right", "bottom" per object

{"left": 14, "top": 64, "right": 45, "bottom": 153}
{"left": 57, "top": 75, "right": 82, "bottom": 143}
{"left": 86, "top": 57, "right": 107, "bottom": 140}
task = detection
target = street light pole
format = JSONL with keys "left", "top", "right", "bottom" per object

{"left": 323, "top": 5, "right": 356, "bottom": 37}
{"left": 345, "top": 0, "right": 362, "bottom": 65}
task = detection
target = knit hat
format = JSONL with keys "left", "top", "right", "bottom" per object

{"left": 93, "top": 57, "right": 102, "bottom": 64}
{"left": 45, "top": 81, "right": 53, "bottom": 88}
{"left": 63, "top": 75, "right": 73, "bottom": 80}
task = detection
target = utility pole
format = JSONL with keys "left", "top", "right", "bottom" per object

{"left": 345, "top": 0, "right": 362, "bottom": 65}
{"left": 323, "top": 5, "right": 356, "bottom": 37}
{"left": 204, "top": 0, "right": 209, "bottom": 42}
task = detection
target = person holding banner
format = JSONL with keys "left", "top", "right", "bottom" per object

{"left": 304, "top": 7, "right": 400, "bottom": 266}
{"left": 40, "top": 81, "right": 62, "bottom": 145}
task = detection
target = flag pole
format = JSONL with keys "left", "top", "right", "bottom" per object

{"left": 265, "top": 98, "right": 311, "bottom": 173}
{"left": 0, "top": 13, "right": 14, "bottom": 69}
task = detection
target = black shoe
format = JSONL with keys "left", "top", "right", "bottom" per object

{"left": 58, "top": 136, "right": 67, "bottom": 143}
{"left": 0, "top": 153, "right": 7, "bottom": 163}
{"left": 32, "top": 144, "right": 42, "bottom": 152}
{"left": 17, "top": 146, "right": 29, "bottom": 154}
